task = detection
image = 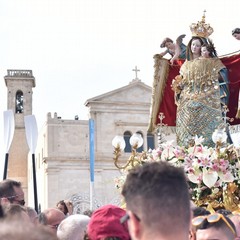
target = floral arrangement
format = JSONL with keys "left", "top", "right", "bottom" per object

{"left": 114, "top": 136, "right": 240, "bottom": 211}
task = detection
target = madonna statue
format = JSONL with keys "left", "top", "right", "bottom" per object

{"left": 174, "top": 36, "right": 229, "bottom": 146}
{"left": 148, "top": 13, "right": 240, "bottom": 147}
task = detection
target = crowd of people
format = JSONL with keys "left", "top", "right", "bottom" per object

{"left": 1, "top": 160, "right": 240, "bottom": 240}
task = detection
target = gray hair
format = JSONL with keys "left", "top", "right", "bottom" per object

{"left": 57, "top": 214, "right": 90, "bottom": 240}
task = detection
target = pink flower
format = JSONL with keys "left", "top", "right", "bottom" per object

{"left": 187, "top": 168, "right": 195, "bottom": 174}
{"left": 212, "top": 164, "right": 219, "bottom": 171}
{"left": 198, "top": 156, "right": 212, "bottom": 168}
{"left": 196, "top": 145, "right": 203, "bottom": 153}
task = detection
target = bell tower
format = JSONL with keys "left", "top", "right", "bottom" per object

{"left": 4, "top": 69, "right": 36, "bottom": 195}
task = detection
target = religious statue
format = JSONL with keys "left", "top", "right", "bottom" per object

{"left": 173, "top": 15, "right": 230, "bottom": 146}
{"left": 232, "top": 28, "right": 240, "bottom": 41}
{"left": 148, "top": 12, "right": 240, "bottom": 147}
{"left": 159, "top": 34, "right": 186, "bottom": 64}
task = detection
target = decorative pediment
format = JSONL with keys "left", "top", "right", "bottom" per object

{"left": 85, "top": 80, "right": 152, "bottom": 106}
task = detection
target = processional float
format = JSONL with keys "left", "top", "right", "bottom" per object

{"left": 112, "top": 12, "right": 240, "bottom": 211}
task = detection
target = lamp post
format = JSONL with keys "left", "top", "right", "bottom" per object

{"left": 112, "top": 133, "right": 145, "bottom": 170}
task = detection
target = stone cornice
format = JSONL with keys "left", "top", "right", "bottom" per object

{"left": 114, "top": 121, "right": 148, "bottom": 127}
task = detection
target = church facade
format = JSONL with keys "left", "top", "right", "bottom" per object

{"left": 4, "top": 68, "right": 155, "bottom": 212}
{"left": 33, "top": 78, "right": 155, "bottom": 212}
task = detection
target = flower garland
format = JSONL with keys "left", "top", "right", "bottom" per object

{"left": 114, "top": 136, "right": 240, "bottom": 211}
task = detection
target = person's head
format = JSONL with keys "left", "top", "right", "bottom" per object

{"left": 0, "top": 179, "right": 25, "bottom": 206}
{"left": 160, "top": 37, "right": 174, "bottom": 49}
{"left": 232, "top": 28, "right": 240, "bottom": 40}
{"left": 193, "top": 213, "right": 236, "bottom": 240}
{"left": 186, "top": 37, "right": 205, "bottom": 60}
{"left": 193, "top": 207, "right": 210, "bottom": 218}
{"left": 229, "top": 213, "right": 240, "bottom": 238}
{"left": 190, "top": 207, "right": 210, "bottom": 240}
{"left": 57, "top": 214, "right": 90, "bottom": 240}
{"left": 216, "top": 208, "right": 232, "bottom": 217}
{"left": 83, "top": 209, "right": 93, "bottom": 217}
{"left": 26, "top": 206, "right": 38, "bottom": 224}
{"left": 56, "top": 200, "right": 68, "bottom": 215}
{"left": 121, "top": 161, "right": 191, "bottom": 240}
{"left": 2, "top": 204, "right": 30, "bottom": 222}
{"left": 38, "top": 208, "right": 65, "bottom": 233}
{"left": 87, "top": 204, "right": 131, "bottom": 240}
{"left": 0, "top": 219, "right": 58, "bottom": 240}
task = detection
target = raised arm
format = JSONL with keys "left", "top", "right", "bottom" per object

{"left": 159, "top": 49, "right": 169, "bottom": 58}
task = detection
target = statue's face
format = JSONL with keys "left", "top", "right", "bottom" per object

{"left": 191, "top": 39, "right": 202, "bottom": 55}
{"left": 165, "top": 41, "right": 174, "bottom": 49}
{"left": 201, "top": 46, "right": 210, "bottom": 58}
{"left": 233, "top": 33, "right": 240, "bottom": 40}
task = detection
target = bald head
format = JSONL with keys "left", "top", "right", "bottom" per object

{"left": 38, "top": 208, "right": 65, "bottom": 233}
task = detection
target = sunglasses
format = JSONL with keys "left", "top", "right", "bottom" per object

{"left": 14, "top": 199, "right": 26, "bottom": 206}
{"left": 192, "top": 213, "right": 236, "bottom": 236}
{"left": 120, "top": 212, "right": 141, "bottom": 224}
{"left": 7, "top": 194, "right": 25, "bottom": 206}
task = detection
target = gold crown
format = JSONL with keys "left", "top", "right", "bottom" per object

{"left": 190, "top": 11, "right": 214, "bottom": 38}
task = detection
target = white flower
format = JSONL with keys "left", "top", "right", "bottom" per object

{"left": 113, "top": 134, "right": 240, "bottom": 208}
{"left": 151, "top": 148, "right": 161, "bottom": 161}
{"left": 202, "top": 168, "right": 218, "bottom": 188}
{"left": 218, "top": 172, "right": 234, "bottom": 182}
{"left": 188, "top": 172, "right": 201, "bottom": 184}
{"left": 161, "top": 146, "right": 175, "bottom": 160}
{"left": 161, "top": 140, "right": 175, "bottom": 148}
{"left": 192, "top": 157, "right": 200, "bottom": 168}
{"left": 194, "top": 135, "right": 205, "bottom": 145}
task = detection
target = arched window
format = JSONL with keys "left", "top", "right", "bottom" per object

{"left": 16, "top": 90, "right": 24, "bottom": 113}
{"left": 136, "top": 131, "right": 144, "bottom": 153}
{"left": 147, "top": 133, "right": 155, "bottom": 150}
{"left": 123, "top": 131, "right": 132, "bottom": 153}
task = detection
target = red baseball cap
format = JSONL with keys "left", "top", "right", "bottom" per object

{"left": 87, "top": 204, "right": 131, "bottom": 240}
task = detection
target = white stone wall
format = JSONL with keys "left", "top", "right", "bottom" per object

{"left": 34, "top": 80, "right": 153, "bottom": 211}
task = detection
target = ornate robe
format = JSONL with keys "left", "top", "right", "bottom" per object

{"left": 176, "top": 58, "right": 228, "bottom": 146}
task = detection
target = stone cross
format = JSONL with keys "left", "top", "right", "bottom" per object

{"left": 132, "top": 66, "right": 140, "bottom": 79}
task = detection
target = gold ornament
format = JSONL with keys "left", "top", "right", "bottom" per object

{"left": 190, "top": 10, "right": 214, "bottom": 38}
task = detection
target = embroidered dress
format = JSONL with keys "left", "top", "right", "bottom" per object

{"left": 176, "top": 58, "right": 229, "bottom": 147}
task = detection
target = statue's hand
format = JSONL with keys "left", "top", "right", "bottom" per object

{"left": 171, "top": 75, "right": 183, "bottom": 93}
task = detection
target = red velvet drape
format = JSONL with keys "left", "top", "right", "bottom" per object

{"left": 157, "top": 53, "right": 240, "bottom": 126}
{"left": 222, "top": 54, "right": 240, "bottom": 125}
